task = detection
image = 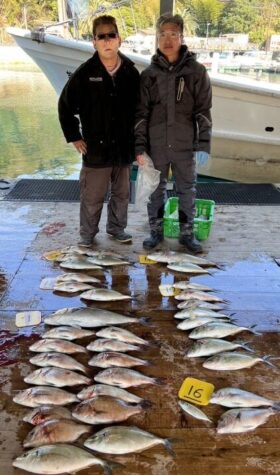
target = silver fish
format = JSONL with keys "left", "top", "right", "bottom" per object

{"left": 175, "top": 290, "right": 225, "bottom": 302}
{"left": 80, "top": 288, "right": 131, "bottom": 301}
{"left": 23, "top": 406, "right": 73, "bottom": 425}
{"left": 60, "top": 256, "right": 103, "bottom": 270}
{"left": 56, "top": 273, "right": 101, "bottom": 283}
{"left": 177, "top": 299, "right": 225, "bottom": 310}
{"left": 179, "top": 400, "right": 212, "bottom": 422}
{"left": 84, "top": 425, "right": 174, "bottom": 455}
{"left": 167, "top": 262, "right": 210, "bottom": 274}
{"left": 72, "top": 396, "right": 149, "bottom": 424}
{"left": 96, "top": 326, "right": 149, "bottom": 346}
{"left": 217, "top": 407, "right": 277, "bottom": 434}
{"left": 87, "top": 256, "right": 130, "bottom": 266}
{"left": 13, "top": 444, "right": 113, "bottom": 475}
{"left": 44, "top": 307, "right": 147, "bottom": 328}
{"left": 23, "top": 419, "right": 91, "bottom": 448}
{"left": 29, "top": 352, "right": 87, "bottom": 373}
{"left": 203, "top": 352, "right": 277, "bottom": 370}
{"left": 189, "top": 322, "right": 261, "bottom": 340}
{"left": 29, "top": 338, "right": 87, "bottom": 354}
{"left": 177, "top": 317, "right": 230, "bottom": 331}
{"left": 42, "top": 326, "right": 95, "bottom": 341}
{"left": 147, "top": 250, "right": 217, "bottom": 267}
{"left": 174, "top": 308, "right": 230, "bottom": 319}
{"left": 24, "top": 367, "right": 91, "bottom": 387}
{"left": 87, "top": 338, "right": 142, "bottom": 353}
{"left": 210, "top": 387, "right": 280, "bottom": 409}
{"left": 54, "top": 282, "right": 94, "bottom": 293}
{"left": 13, "top": 386, "right": 78, "bottom": 407}
{"left": 88, "top": 351, "right": 149, "bottom": 369}
{"left": 85, "top": 250, "right": 123, "bottom": 259}
{"left": 94, "top": 368, "right": 162, "bottom": 388}
{"left": 77, "top": 384, "right": 145, "bottom": 404}
{"left": 173, "top": 281, "right": 214, "bottom": 291}
{"left": 186, "top": 339, "right": 254, "bottom": 357}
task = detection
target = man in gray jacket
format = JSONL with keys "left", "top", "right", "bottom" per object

{"left": 135, "top": 13, "right": 212, "bottom": 253}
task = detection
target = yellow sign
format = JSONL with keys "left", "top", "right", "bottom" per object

{"left": 43, "top": 250, "right": 64, "bottom": 261}
{"left": 178, "top": 377, "right": 215, "bottom": 406}
{"left": 16, "top": 311, "right": 42, "bottom": 328}
{"left": 173, "top": 288, "right": 182, "bottom": 296}
{"left": 139, "top": 255, "right": 157, "bottom": 265}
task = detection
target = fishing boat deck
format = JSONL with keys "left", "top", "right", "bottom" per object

{"left": 0, "top": 196, "right": 280, "bottom": 475}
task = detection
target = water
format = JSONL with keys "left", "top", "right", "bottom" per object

{"left": 0, "top": 70, "right": 80, "bottom": 180}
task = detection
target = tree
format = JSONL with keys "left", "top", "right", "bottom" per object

{"left": 219, "top": 0, "right": 259, "bottom": 36}
{"left": 189, "top": 0, "right": 224, "bottom": 36}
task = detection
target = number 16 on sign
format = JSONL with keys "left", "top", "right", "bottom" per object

{"left": 178, "top": 377, "right": 215, "bottom": 406}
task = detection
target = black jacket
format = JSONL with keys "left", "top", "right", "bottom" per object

{"left": 58, "top": 52, "right": 139, "bottom": 167}
{"left": 135, "top": 45, "right": 212, "bottom": 155}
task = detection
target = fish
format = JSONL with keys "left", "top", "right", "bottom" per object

{"left": 59, "top": 255, "right": 103, "bottom": 270}
{"left": 188, "top": 322, "right": 261, "bottom": 340}
{"left": 53, "top": 282, "right": 94, "bottom": 293}
{"left": 177, "top": 299, "right": 225, "bottom": 310}
{"left": 24, "top": 367, "right": 91, "bottom": 387}
{"left": 177, "top": 317, "right": 230, "bottom": 331}
{"left": 72, "top": 396, "right": 150, "bottom": 424}
{"left": 186, "top": 339, "right": 254, "bottom": 357}
{"left": 13, "top": 386, "right": 78, "bottom": 407}
{"left": 94, "top": 368, "right": 163, "bottom": 388}
{"left": 29, "top": 338, "right": 87, "bottom": 354}
{"left": 84, "top": 425, "right": 174, "bottom": 455}
{"left": 96, "top": 326, "right": 150, "bottom": 346}
{"left": 77, "top": 384, "right": 146, "bottom": 404}
{"left": 202, "top": 352, "right": 277, "bottom": 370}
{"left": 175, "top": 290, "right": 225, "bottom": 302}
{"left": 23, "top": 406, "right": 73, "bottom": 425}
{"left": 210, "top": 387, "right": 280, "bottom": 409}
{"left": 87, "top": 338, "right": 142, "bottom": 353}
{"left": 56, "top": 272, "right": 101, "bottom": 283}
{"left": 173, "top": 281, "right": 214, "bottom": 291}
{"left": 174, "top": 308, "right": 231, "bottom": 319}
{"left": 88, "top": 352, "right": 149, "bottom": 369}
{"left": 42, "top": 326, "right": 95, "bottom": 341}
{"left": 85, "top": 250, "right": 123, "bottom": 259}
{"left": 80, "top": 288, "right": 131, "bottom": 301}
{"left": 217, "top": 407, "right": 277, "bottom": 434}
{"left": 167, "top": 262, "right": 210, "bottom": 274}
{"left": 147, "top": 250, "right": 217, "bottom": 267}
{"left": 13, "top": 444, "right": 114, "bottom": 475}
{"left": 23, "top": 419, "right": 91, "bottom": 448}
{"left": 178, "top": 400, "right": 212, "bottom": 422}
{"left": 86, "top": 256, "right": 130, "bottom": 266}
{"left": 44, "top": 307, "right": 148, "bottom": 328}
{"left": 29, "top": 352, "right": 87, "bottom": 373}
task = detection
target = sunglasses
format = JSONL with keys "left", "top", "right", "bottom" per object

{"left": 95, "top": 32, "right": 118, "bottom": 41}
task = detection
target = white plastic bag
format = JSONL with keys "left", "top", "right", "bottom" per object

{"left": 134, "top": 153, "right": 160, "bottom": 210}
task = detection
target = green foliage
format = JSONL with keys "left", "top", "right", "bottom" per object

{"left": 189, "top": 0, "right": 224, "bottom": 36}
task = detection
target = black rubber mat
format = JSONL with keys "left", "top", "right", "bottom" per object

{"left": 4, "top": 179, "right": 280, "bottom": 205}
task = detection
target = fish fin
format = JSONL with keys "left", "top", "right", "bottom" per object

{"left": 139, "top": 400, "right": 153, "bottom": 410}
{"left": 249, "top": 324, "right": 262, "bottom": 336}
{"left": 103, "top": 462, "right": 124, "bottom": 475}
{"left": 272, "top": 403, "right": 280, "bottom": 411}
{"left": 139, "top": 317, "right": 152, "bottom": 326}
{"left": 164, "top": 438, "right": 176, "bottom": 457}
{"left": 263, "top": 356, "right": 279, "bottom": 369}
{"left": 154, "top": 377, "right": 165, "bottom": 386}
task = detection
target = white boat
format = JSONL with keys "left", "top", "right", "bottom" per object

{"left": 7, "top": 27, "right": 280, "bottom": 183}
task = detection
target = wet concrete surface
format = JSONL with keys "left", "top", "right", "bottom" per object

{"left": 0, "top": 198, "right": 280, "bottom": 474}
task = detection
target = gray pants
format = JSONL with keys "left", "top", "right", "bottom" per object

{"left": 79, "top": 165, "right": 130, "bottom": 239}
{"left": 148, "top": 148, "right": 196, "bottom": 235}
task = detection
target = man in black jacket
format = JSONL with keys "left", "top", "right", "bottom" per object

{"left": 58, "top": 15, "right": 139, "bottom": 246}
{"left": 135, "top": 14, "right": 212, "bottom": 253}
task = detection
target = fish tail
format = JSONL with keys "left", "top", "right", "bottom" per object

{"left": 263, "top": 355, "right": 278, "bottom": 369}
{"left": 164, "top": 438, "right": 176, "bottom": 457}
{"left": 240, "top": 343, "right": 255, "bottom": 353}
{"left": 249, "top": 324, "right": 262, "bottom": 335}
{"left": 272, "top": 402, "right": 280, "bottom": 411}
{"left": 139, "top": 399, "right": 153, "bottom": 410}
{"left": 153, "top": 377, "right": 165, "bottom": 385}
{"left": 139, "top": 317, "right": 152, "bottom": 326}
{"left": 104, "top": 462, "right": 123, "bottom": 475}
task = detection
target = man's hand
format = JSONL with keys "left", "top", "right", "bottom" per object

{"left": 136, "top": 154, "right": 146, "bottom": 166}
{"left": 73, "top": 140, "right": 87, "bottom": 155}
{"left": 195, "top": 151, "right": 209, "bottom": 167}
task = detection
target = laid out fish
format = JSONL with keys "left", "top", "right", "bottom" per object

{"left": 88, "top": 351, "right": 149, "bottom": 369}
{"left": 87, "top": 338, "right": 142, "bottom": 353}
{"left": 87, "top": 256, "right": 130, "bottom": 266}
{"left": 173, "top": 281, "right": 214, "bottom": 291}
{"left": 96, "top": 326, "right": 150, "bottom": 346}
{"left": 179, "top": 400, "right": 212, "bottom": 422}
{"left": 147, "top": 250, "right": 217, "bottom": 267}
{"left": 13, "top": 386, "right": 78, "bottom": 407}
{"left": 77, "top": 384, "right": 145, "bottom": 404}
{"left": 23, "top": 406, "right": 73, "bottom": 425}
{"left": 56, "top": 273, "right": 101, "bottom": 283}
{"left": 80, "top": 288, "right": 131, "bottom": 301}
{"left": 177, "top": 299, "right": 225, "bottom": 310}
{"left": 24, "top": 367, "right": 91, "bottom": 387}
{"left": 210, "top": 387, "right": 280, "bottom": 409}
{"left": 54, "top": 282, "right": 94, "bottom": 293}
{"left": 73, "top": 396, "right": 150, "bottom": 424}
{"left": 23, "top": 419, "right": 91, "bottom": 448}
{"left": 189, "top": 322, "right": 261, "bottom": 340}
{"left": 84, "top": 425, "right": 174, "bottom": 455}
{"left": 85, "top": 250, "right": 123, "bottom": 259}
{"left": 177, "top": 317, "right": 230, "bottom": 331}
{"left": 42, "top": 326, "right": 95, "bottom": 341}
{"left": 167, "top": 262, "right": 210, "bottom": 274}
{"left": 44, "top": 307, "right": 147, "bottom": 328}
{"left": 60, "top": 256, "right": 103, "bottom": 270}
{"left": 13, "top": 444, "right": 113, "bottom": 475}
{"left": 94, "top": 368, "right": 162, "bottom": 388}
{"left": 203, "top": 352, "right": 277, "bottom": 371}
{"left": 29, "top": 352, "right": 87, "bottom": 373}
{"left": 29, "top": 338, "right": 87, "bottom": 354}
{"left": 186, "top": 339, "right": 254, "bottom": 358}
{"left": 175, "top": 290, "right": 225, "bottom": 302}
{"left": 217, "top": 407, "right": 277, "bottom": 434}
{"left": 174, "top": 308, "right": 230, "bottom": 320}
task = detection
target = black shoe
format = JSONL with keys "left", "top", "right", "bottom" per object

{"left": 78, "top": 238, "right": 92, "bottom": 247}
{"left": 108, "top": 231, "right": 132, "bottom": 243}
{"left": 179, "top": 234, "right": 203, "bottom": 254}
{"left": 143, "top": 231, "right": 163, "bottom": 250}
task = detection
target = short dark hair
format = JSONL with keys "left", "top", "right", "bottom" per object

{"left": 156, "top": 13, "right": 184, "bottom": 33}
{"left": 92, "top": 15, "right": 119, "bottom": 37}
